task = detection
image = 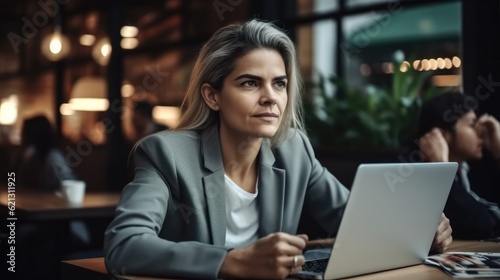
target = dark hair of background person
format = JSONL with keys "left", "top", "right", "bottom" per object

{"left": 21, "top": 115, "right": 58, "bottom": 159}
{"left": 417, "top": 92, "right": 473, "bottom": 137}
{"left": 133, "top": 101, "right": 154, "bottom": 119}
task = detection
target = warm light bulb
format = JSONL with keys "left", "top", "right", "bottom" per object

{"left": 60, "top": 103, "right": 74, "bottom": 116}
{"left": 400, "top": 61, "right": 410, "bottom": 72}
{"left": 382, "top": 62, "right": 393, "bottom": 74}
{"left": 42, "top": 31, "right": 70, "bottom": 61}
{"left": 49, "top": 37, "right": 62, "bottom": 54}
{"left": 413, "top": 60, "right": 421, "bottom": 71}
{"left": 79, "top": 34, "right": 96, "bottom": 46}
{"left": 101, "top": 44, "right": 111, "bottom": 57}
{"left": 444, "top": 58, "right": 453, "bottom": 69}
{"left": 421, "top": 59, "right": 430, "bottom": 71}
{"left": 120, "top": 26, "right": 138, "bottom": 38}
{"left": 0, "top": 95, "right": 18, "bottom": 125}
{"left": 121, "top": 84, "right": 134, "bottom": 98}
{"left": 437, "top": 58, "right": 445, "bottom": 69}
{"left": 152, "top": 106, "right": 181, "bottom": 128}
{"left": 429, "top": 59, "right": 438, "bottom": 70}
{"left": 70, "top": 98, "right": 109, "bottom": 111}
{"left": 92, "top": 37, "right": 111, "bottom": 66}
{"left": 121, "top": 38, "right": 139, "bottom": 49}
{"left": 452, "top": 56, "right": 461, "bottom": 68}
{"left": 359, "top": 64, "right": 371, "bottom": 76}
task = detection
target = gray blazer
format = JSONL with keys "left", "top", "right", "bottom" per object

{"left": 104, "top": 128, "right": 349, "bottom": 279}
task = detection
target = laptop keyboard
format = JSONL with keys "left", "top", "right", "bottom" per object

{"left": 302, "top": 248, "right": 332, "bottom": 273}
{"left": 302, "top": 258, "right": 329, "bottom": 273}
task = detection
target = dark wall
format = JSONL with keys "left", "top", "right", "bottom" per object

{"left": 462, "top": 0, "right": 500, "bottom": 204}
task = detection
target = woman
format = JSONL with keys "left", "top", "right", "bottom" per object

{"left": 104, "top": 19, "right": 452, "bottom": 279}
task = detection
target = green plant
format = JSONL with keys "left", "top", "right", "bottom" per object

{"left": 304, "top": 54, "right": 445, "bottom": 148}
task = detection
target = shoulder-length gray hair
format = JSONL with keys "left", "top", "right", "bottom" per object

{"left": 175, "top": 19, "right": 305, "bottom": 146}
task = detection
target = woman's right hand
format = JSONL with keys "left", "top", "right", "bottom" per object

{"left": 218, "top": 233, "right": 308, "bottom": 279}
{"left": 419, "top": 128, "right": 449, "bottom": 162}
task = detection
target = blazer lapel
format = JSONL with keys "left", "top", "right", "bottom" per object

{"left": 258, "top": 140, "right": 286, "bottom": 236}
{"left": 200, "top": 128, "right": 226, "bottom": 246}
{"left": 199, "top": 129, "right": 286, "bottom": 243}
{"left": 202, "top": 172, "right": 226, "bottom": 246}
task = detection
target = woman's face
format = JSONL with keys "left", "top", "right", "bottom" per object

{"left": 448, "top": 111, "right": 483, "bottom": 160}
{"left": 214, "top": 48, "right": 288, "bottom": 140}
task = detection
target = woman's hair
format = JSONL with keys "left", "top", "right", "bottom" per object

{"left": 175, "top": 19, "right": 305, "bottom": 146}
{"left": 417, "top": 92, "right": 473, "bottom": 137}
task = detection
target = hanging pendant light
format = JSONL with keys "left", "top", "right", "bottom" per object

{"left": 69, "top": 77, "right": 109, "bottom": 111}
{"left": 92, "top": 37, "right": 111, "bottom": 66}
{"left": 41, "top": 26, "right": 71, "bottom": 61}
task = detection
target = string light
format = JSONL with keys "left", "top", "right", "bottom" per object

{"left": 371, "top": 56, "right": 462, "bottom": 73}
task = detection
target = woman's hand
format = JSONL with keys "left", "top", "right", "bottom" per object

{"left": 477, "top": 114, "right": 500, "bottom": 160}
{"left": 431, "top": 213, "right": 453, "bottom": 253}
{"left": 419, "top": 128, "right": 449, "bottom": 162}
{"left": 219, "top": 233, "right": 308, "bottom": 279}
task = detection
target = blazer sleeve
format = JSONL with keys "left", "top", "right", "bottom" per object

{"left": 104, "top": 139, "right": 227, "bottom": 279}
{"left": 444, "top": 179, "right": 498, "bottom": 239}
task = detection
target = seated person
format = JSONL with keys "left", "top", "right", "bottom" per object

{"left": 131, "top": 101, "right": 168, "bottom": 142}
{"left": 15, "top": 115, "right": 90, "bottom": 279}
{"left": 104, "top": 19, "right": 452, "bottom": 280}
{"left": 418, "top": 92, "right": 500, "bottom": 239}
{"left": 17, "top": 115, "right": 78, "bottom": 191}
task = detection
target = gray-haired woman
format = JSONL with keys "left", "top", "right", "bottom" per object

{"left": 104, "top": 19, "right": 452, "bottom": 279}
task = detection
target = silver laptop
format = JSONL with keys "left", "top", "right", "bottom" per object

{"left": 297, "top": 162, "right": 458, "bottom": 279}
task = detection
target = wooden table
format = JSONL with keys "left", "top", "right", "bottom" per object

{"left": 0, "top": 187, "right": 121, "bottom": 280}
{"left": 0, "top": 188, "right": 120, "bottom": 221}
{"left": 346, "top": 241, "right": 500, "bottom": 280}
{"left": 61, "top": 240, "right": 500, "bottom": 280}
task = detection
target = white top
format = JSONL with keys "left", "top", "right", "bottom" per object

{"left": 224, "top": 174, "right": 259, "bottom": 248}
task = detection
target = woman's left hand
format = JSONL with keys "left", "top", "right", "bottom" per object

{"left": 431, "top": 213, "right": 453, "bottom": 253}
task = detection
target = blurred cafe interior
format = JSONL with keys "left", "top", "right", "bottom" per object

{"left": 0, "top": 0, "right": 499, "bottom": 279}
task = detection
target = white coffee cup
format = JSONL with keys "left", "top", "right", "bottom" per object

{"left": 61, "top": 180, "right": 86, "bottom": 206}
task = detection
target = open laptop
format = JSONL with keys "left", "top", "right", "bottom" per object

{"left": 297, "top": 162, "right": 458, "bottom": 279}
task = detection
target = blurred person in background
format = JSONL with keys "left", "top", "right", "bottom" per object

{"left": 131, "top": 101, "right": 168, "bottom": 142}
{"left": 17, "top": 115, "right": 79, "bottom": 191}
{"left": 15, "top": 115, "right": 92, "bottom": 279}
{"left": 418, "top": 92, "right": 500, "bottom": 239}
{"left": 126, "top": 101, "right": 169, "bottom": 182}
